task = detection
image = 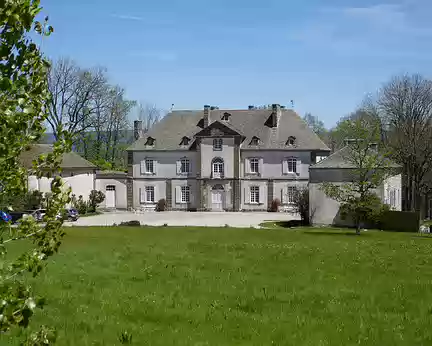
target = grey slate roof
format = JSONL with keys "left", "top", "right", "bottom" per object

{"left": 20, "top": 144, "right": 96, "bottom": 169}
{"left": 127, "top": 108, "right": 330, "bottom": 151}
{"left": 310, "top": 145, "right": 401, "bottom": 169}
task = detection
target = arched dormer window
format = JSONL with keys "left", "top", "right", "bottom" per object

{"left": 286, "top": 136, "right": 296, "bottom": 146}
{"left": 179, "top": 136, "right": 190, "bottom": 146}
{"left": 249, "top": 136, "right": 260, "bottom": 146}
{"left": 221, "top": 112, "right": 231, "bottom": 121}
{"left": 212, "top": 157, "right": 224, "bottom": 179}
{"left": 145, "top": 137, "right": 155, "bottom": 146}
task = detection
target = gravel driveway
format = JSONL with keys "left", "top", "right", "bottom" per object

{"left": 65, "top": 211, "right": 298, "bottom": 228}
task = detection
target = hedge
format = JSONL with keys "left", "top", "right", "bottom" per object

{"left": 379, "top": 211, "right": 420, "bottom": 233}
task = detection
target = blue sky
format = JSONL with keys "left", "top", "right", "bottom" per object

{"left": 38, "top": 0, "right": 432, "bottom": 127}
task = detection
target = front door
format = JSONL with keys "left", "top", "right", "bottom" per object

{"left": 211, "top": 190, "right": 223, "bottom": 211}
{"left": 106, "top": 185, "right": 116, "bottom": 209}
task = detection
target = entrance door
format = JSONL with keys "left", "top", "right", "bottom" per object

{"left": 211, "top": 190, "right": 223, "bottom": 211}
{"left": 106, "top": 185, "right": 116, "bottom": 209}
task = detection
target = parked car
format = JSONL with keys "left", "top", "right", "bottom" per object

{"left": 63, "top": 208, "right": 79, "bottom": 222}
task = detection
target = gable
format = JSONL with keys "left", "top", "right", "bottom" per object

{"left": 194, "top": 120, "right": 244, "bottom": 138}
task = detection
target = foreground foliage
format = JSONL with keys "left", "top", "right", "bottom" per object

{"left": 0, "top": 1, "right": 70, "bottom": 344}
{"left": 2, "top": 226, "right": 432, "bottom": 345}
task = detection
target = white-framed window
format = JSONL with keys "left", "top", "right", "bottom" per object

{"left": 250, "top": 186, "right": 260, "bottom": 204}
{"left": 287, "top": 186, "right": 296, "bottom": 204}
{"left": 212, "top": 158, "right": 224, "bottom": 178}
{"left": 213, "top": 138, "right": 223, "bottom": 151}
{"left": 180, "top": 158, "right": 190, "bottom": 174}
{"left": 181, "top": 186, "right": 190, "bottom": 203}
{"left": 250, "top": 158, "right": 259, "bottom": 174}
{"left": 287, "top": 157, "right": 297, "bottom": 173}
{"left": 145, "top": 186, "right": 155, "bottom": 203}
{"left": 145, "top": 159, "right": 154, "bottom": 174}
{"left": 389, "top": 189, "right": 396, "bottom": 209}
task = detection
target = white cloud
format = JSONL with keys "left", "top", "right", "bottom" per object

{"left": 110, "top": 14, "right": 143, "bottom": 21}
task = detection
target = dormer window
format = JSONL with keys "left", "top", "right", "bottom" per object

{"left": 145, "top": 137, "right": 155, "bottom": 146}
{"left": 213, "top": 138, "right": 223, "bottom": 151}
{"left": 221, "top": 112, "right": 231, "bottom": 121}
{"left": 180, "top": 136, "right": 190, "bottom": 146}
{"left": 249, "top": 136, "right": 260, "bottom": 146}
{"left": 286, "top": 136, "right": 296, "bottom": 146}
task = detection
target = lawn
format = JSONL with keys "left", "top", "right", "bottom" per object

{"left": 2, "top": 226, "right": 432, "bottom": 345}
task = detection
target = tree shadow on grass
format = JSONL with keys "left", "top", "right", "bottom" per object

{"left": 302, "top": 230, "right": 368, "bottom": 237}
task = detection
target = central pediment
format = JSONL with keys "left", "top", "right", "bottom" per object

{"left": 194, "top": 120, "right": 244, "bottom": 138}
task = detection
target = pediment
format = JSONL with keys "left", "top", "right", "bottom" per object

{"left": 194, "top": 121, "right": 243, "bottom": 138}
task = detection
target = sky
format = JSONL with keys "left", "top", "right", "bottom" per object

{"left": 37, "top": 0, "right": 432, "bottom": 127}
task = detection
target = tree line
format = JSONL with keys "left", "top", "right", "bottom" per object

{"left": 303, "top": 74, "right": 432, "bottom": 218}
{"left": 45, "top": 57, "right": 162, "bottom": 170}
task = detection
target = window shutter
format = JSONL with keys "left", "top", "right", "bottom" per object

{"left": 281, "top": 186, "right": 288, "bottom": 204}
{"left": 175, "top": 186, "right": 181, "bottom": 204}
{"left": 296, "top": 158, "right": 301, "bottom": 175}
{"left": 282, "top": 159, "right": 288, "bottom": 175}
{"left": 188, "top": 160, "right": 192, "bottom": 175}
{"left": 153, "top": 185, "right": 158, "bottom": 202}
{"left": 189, "top": 186, "right": 194, "bottom": 204}
{"left": 153, "top": 159, "right": 157, "bottom": 175}
{"left": 140, "top": 188, "right": 145, "bottom": 203}
{"left": 140, "top": 160, "right": 146, "bottom": 175}
{"left": 176, "top": 160, "right": 181, "bottom": 175}
{"left": 245, "top": 158, "right": 250, "bottom": 174}
{"left": 244, "top": 187, "right": 249, "bottom": 204}
{"left": 258, "top": 158, "right": 264, "bottom": 176}
{"left": 259, "top": 185, "right": 265, "bottom": 204}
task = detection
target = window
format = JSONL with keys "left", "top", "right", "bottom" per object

{"left": 250, "top": 158, "right": 259, "bottom": 173}
{"left": 250, "top": 186, "right": 260, "bottom": 204}
{"left": 287, "top": 157, "right": 297, "bottom": 173}
{"left": 249, "top": 136, "right": 259, "bottom": 146}
{"left": 221, "top": 112, "right": 231, "bottom": 121}
{"left": 180, "top": 158, "right": 190, "bottom": 174}
{"left": 389, "top": 189, "right": 396, "bottom": 208}
{"left": 287, "top": 186, "right": 296, "bottom": 204}
{"left": 212, "top": 158, "right": 224, "bottom": 178}
{"left": 181, "top": 186, "right": 190, "bottom": 203}
{"left": 145, "top": 137, "right": 155, "bottom": 146}
{"left": 145, "top": 159, "right": 154, "bottom": 173}
{"left": 180, "top": 136, "right": 190, "bottom": 146}
{"left": 213, "top": 138, "right": 223, "bottom": 151}
{"left": 145, "top": 186, "right": 155, "bottom": 203}
{"left": 286, "top": 136, "right": 296, "bottom": 146}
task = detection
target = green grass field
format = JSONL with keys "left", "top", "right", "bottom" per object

{"left": 3, "top": 226, "right": 432, "bottom": 345}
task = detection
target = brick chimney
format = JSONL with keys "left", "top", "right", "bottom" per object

{"left": 271, "top": 104, "right": 281, "bottom": 127}
{"left": 203, "top": 105, "right": 211, "bottom": 128}
{"left": 134, "top": 120, "right": 143, "bottom": 140}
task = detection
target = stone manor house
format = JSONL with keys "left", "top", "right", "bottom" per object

{"left": 127, "top": 104, "right": 332, "bottom": 212}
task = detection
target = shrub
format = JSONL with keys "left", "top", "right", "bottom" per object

{"left": 268, "top": 198, "right": 281, "bottom": 212}
{"left": 88, "top": 190, "right": 105, "bottom": 213}
{"left": 73, "top": 195, "right": 88, "bottom": 215}
{"left": 380, "top": 211, "right": 420, "bottom": 232}
{"left": 155, "top": 198, "right": 167, "bottom": 212}
{"left": 291, "top": 187, "right": 310, "bottom": 225}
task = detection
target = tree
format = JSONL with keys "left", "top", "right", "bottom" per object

{"left": 47, "top": 57, "right": 107, "bottom": 141}
{"left": 327, "top": 108, "right": 384, "bottom": 152}
{"left": 320, "top": 117, "right": 394, "bottom": 234}
{"left": 137, "top": 102, "right": 162, "bottom": 133}
{"left": 303, "top": 113, "right": 327, "bottom": 136}
{"left": 290, "top": 186, "right": 310, "bottom": 225}
{"left": 0, "top": 1, "right": 71, "bottom": 343}
{"left": 376, "top": 74, "right": 432, "bottom": 215}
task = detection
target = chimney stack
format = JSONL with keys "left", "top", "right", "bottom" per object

{"left": 271, "top": 104, "right": 281, "bottom": 127}
{"left": 134, "top": 120, "right": 143, "bottom": 141}
{"left": 203, "top": 105, "right": 211, "bottom": 128}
